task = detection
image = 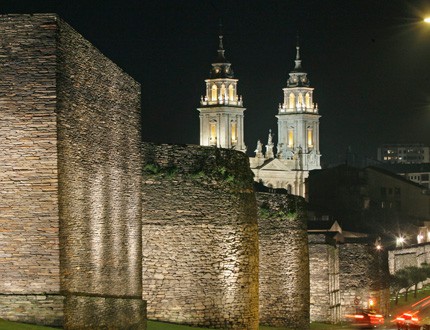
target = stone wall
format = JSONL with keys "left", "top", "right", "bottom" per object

{"left": 0, "top": 14, "right": 62, "bottom": 326}
{"left": 257, "top": 192, "right": 309, "bottom": 329}
{"left": 389, "top": 244, "right": 430, "bottom": 274}
{"left": 308, "top": 234, "right": 340, "bottom": 323}
{"left": 0, "top": 14, "right": 145, "bottom": 329}
{"left": 141, "top": 143, "right": 259, "bottom": 330}
{"left": 339, "top": 241, "right": 389, "bottom": 317}
{"left": 56, "top": 16, "right": 145, "bottom": 329}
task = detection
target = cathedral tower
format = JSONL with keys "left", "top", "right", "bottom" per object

{"left": 276, "top": 40, "right": 321, "bottom": 170}
{"left": 249, "top": 39, "right": 322, "bottom": 197}
{"left": 197, "top": 33, "right": 246, "bottom": 152}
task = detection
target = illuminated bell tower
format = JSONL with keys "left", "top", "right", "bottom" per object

{"left": 197, "top": 33, "right": 246, "bottom": 152}
{"left": 276, "top": 41, "right": 321, "bottom": 170}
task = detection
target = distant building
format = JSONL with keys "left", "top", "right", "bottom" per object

{"left": 307, "top": 165, "right": 430, "bottom": 234}
{"left": 375, "top": 163, "right": 430, "bottom": 189}
{"left": 377, "top": 143, "right": 430, "bottom": 164}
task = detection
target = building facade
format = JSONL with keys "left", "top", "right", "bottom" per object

{"left": 377, "top": 143, "right": 430, "bottom": 164}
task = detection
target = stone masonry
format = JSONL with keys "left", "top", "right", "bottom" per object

{"left": 339, "top": 241, "right": 390, "bottom": 317}
{"left": 308, "top": 234, "right": 340, "bottom": 323}
{"left": 141, "top": 143, "right": 259, "bottom": 330}
{"left": 0, "top": 14, "right": 145, "bottom": 329}
{"left": 257, "top": 192, "right": 310, "bottom": 330}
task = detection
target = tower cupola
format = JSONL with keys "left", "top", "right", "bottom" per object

{"left": 197, "top": 30, "right": 246, "bottom": 152}
{"left": 287, "top": 40, "right": 310, "bottom": 88}
{"left": 210, "top": 35, "right": 234, "bottom": 79}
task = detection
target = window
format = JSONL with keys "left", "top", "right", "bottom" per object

{"left": 211, "top": 85, "right": 217, "bottom": 101}
{"left": 288, "top": 128, "right": 294, "bottom": 147}
{"left": 305, "top": 93, "right": 311, "bottom": 108}
{"left": 307, "top": 128, "right": 313, "bottom": 147}
{"left": 380, "top": 187, "right": 386, "bottom": 197}
{"left": 210, "top": 123, "right": 217, "bottom": 144}
{"left": 231, "top": 122, "right": 237, "bottom": 143}
{"left": 289, "top": 93, "right": 295, "bottom": 108}
{"left": 228, "top": 84, "right": 234, "bottom": 101}
{"left": 220, "top": 84, "right": 226, "bottom": 100}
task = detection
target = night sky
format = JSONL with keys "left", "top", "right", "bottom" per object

{"left": 2, "top": 0, "right": 430, "bottom": 166}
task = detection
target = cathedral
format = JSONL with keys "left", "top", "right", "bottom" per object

{"left": 198, "top": 32, "right": 321, "bottom": 197}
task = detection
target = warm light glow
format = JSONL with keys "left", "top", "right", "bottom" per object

{"left": 424, "top": 17, "right": 430, "bottom": 23}
{"left": 288, "top": 129, "right": 294, "bottom": 147}
{"left": 396, "top": 236, "right": 406, "bottom": 247}
{"left": 228, "top": 84, "right": 234, "bottom": 100}
{"left": 231, "top": 122, "right": 237, "bottom": 143}
{"left": 289, "top": 93, "right": 295, "bottom": 108}
{"left": 210, "top": 123, "right": 217, "bottom": 143}
{"left": 369, "top": 298, "right": 374, "bottom": 307}
{"left": 307, "top": 128, "right": 313, "bottom": 147}
{"left": 211, "top": 85, "right": 217, "bottom": 101}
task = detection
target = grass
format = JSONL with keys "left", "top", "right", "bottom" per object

{"left": 0, "top": 318, "right": 349, "bottom": 330}
{"left": 0, "top": 319, "right": 57, "bottom": 330}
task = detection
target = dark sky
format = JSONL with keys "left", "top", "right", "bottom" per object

{"left": 2, "top": 0, "right": 430, "bottom": 166}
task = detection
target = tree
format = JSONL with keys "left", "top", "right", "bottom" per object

{"left": 390, "top": 269, "right": 412, "bottom": 305}
{"left": 405, "top": 266, "right": 428, "bottom": 298}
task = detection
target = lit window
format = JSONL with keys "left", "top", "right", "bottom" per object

{"left": 305, "top": 93, "right": 311, "bottom": 108}
{"left": 288, "top": 129, "right": 294, "bottom": 147}
{"left": 307, "top": 128, "right": 313, "bottom": 147}
{"left": 231, "top": 122, "right": 237, "bottom": 143}
{"left": 228, "top": 85, "right": 234, "bottom": 101}
{"left": 210, "top": 123, "right": 217, "bottom": 143}
{"left": 289, "top": 93, "right": 295, "bottom": 108}
{"left": 211, "top": 85, "right": 217, "bottom": 101}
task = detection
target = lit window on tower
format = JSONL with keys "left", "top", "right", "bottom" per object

{"left": 220, "top": 84, "right": 226, "bottom": 101}
{"left": 231, "top": 122, "right": 237, "bottom": 143}
{"left": 289, "top": 93, "right": 295, "bottom": 109}
{"left": 210, "top": 123, "right": 217, "bottom": 144}
{"left": 288, "top": 129, "right": 294, "bottom": 147}
{"left": 211, "top": 85, "right": 217, "bottom": 101}
{"left": 305, "top": 93, "right": 310, "bottom": 108}
{"left": 307, "top": 128, "right": 313, "bottom": 147}
{"left": 228, "top": 84, "right": 234, "bottom": 101}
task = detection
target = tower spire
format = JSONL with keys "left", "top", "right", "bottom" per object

{"left": 216, "top": 20, "right": 226, "bottom": 63}
{"left": 294, "top": 34, "right": 302, "bottom": 71}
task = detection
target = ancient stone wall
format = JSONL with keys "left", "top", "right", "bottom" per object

{"left": 257, "top": 192, "right": 310, "bottom": 330}
{"left": 56, "top": 17, "right": 145, "bottom": 329}
{"left": 389, "top": 244, "right": 430, "bottom": 274}
{"left": 339, "top": 241, "right": 389, "bottom": 317}
{"left": 0, "top": 14, "right": 145, "bottom": 329}
{"left": 0, "top": 14, "right": 62, "bottom": 326}
{"left": 308, "top": 234, "right": 340, "bottom": 323}
{"left": 141, "top": 143, "right": 259, "bottom": 330}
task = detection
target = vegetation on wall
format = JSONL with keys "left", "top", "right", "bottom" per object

{"left": 141, "top": 145, "right": 255, "bottom": 192}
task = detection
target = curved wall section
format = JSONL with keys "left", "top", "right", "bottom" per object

{"left": 141, "top": 143, "right": 259, "bottom": 330}
{"left": 257, "top": 192, "right": 310, "bottom": 329}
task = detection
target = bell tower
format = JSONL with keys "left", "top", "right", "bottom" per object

{"left": 197, "top": 31, "right": 246, "bottom": 152}
{"left": 276, "top": 39, "right": 321, "bottom": 170}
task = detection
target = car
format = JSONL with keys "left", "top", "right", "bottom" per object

{"left": 346, "top": 309, "right": 384, "bottom": 328}
{"left": 395, "top": 312, "right": 420, "bottom": 329}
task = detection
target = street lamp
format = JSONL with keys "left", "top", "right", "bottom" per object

{"left": 424, "top": 17, "right": 430, "bottom": 23}
{"left": 396, "top": 236, "right": 405, "bottom": 248}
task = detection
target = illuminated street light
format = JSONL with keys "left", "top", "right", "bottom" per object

{"left": 396, "top": 236, "right": 405, "bottom": 248}
{"left": 424, "top": 17, "right": 430, "bottom": 23}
